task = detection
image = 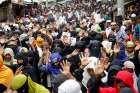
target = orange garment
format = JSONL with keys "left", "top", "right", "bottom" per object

{"left": 0, "top": 55, "right": 14, "bottom": 88}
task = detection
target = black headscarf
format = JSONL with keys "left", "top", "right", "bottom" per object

{"left": 88, "top": 40, "right": 102, "bottom": 58}
{"left": 107, "top": 65, "right": 122, "bottom": 86}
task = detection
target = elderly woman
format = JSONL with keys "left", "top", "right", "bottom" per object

{"left": 125, "top": 41, "right": 140, "bottom": 76}
{"left": 3, "top": 48, "right": 17, "bottom": 69}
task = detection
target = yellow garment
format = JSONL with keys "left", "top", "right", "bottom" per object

{"left": 11, "top": 74, "right": 50, "bottom": 93}
{"left": 36, "top": 36, "right": 44, "bottom": 47}
{"left": 11, "top": 74, "right": 27, "bottom": 90}
{"left": 28, "top": 77, "right": 50, "bottom": 93}
{"left": 0, "top": 55, "right": 14, "bottom": 88}
{"left": 0, "top": 55, "right": 3, "bottom": 68}
{"left": 126, "top": 41, "right": 135, "bottom": 48}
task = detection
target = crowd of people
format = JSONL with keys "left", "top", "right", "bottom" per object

{"left": 0, "top": 0, "right": 140, "bottom": 93}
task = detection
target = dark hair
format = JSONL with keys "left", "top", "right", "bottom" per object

{"left": 17, "top": 80, "right": 28, "bottom": 93}
{"left": 45, "top": 35, "right": 53, "bottom": 46}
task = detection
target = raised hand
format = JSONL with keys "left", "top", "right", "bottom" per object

{"left": 71, "top": 49, "right": 80, "bottom": 56}
{"left": 61, "top": 60, "right": 71, "bottom": 75}
{"left": 135, "top": 45, "right": 140, "bottom": 51}
{"left": 94, "top": 64, "right": 105, "bottom": 76}
{"left": 99, "top": 57, "right": 110, "bottom": 70}
{"left": 15, "top": 66, "right": 23, "bottom": 75}
{"left": 88, "top": 57, "right": 110, "bottom": 77}
{"left": 80, "top": 53, "right": 89, "bottom": 69}
{"left": 67, "top": 49, "right": 80, "bottom": 58}
{"left": 60, "top": 60, "right": 74, "bottom": 79}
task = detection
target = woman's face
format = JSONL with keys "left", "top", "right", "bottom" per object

{"left": 78, "top": 31, "right": 84, "bottom": 37}
{"left": 44, "top": 41, "right": 50, "bottom": 48}
{"left": 111, "top": 24, "right": 116, "bottom": 31}
{"left": 17, "top": 59, "right": 23, "bottom": 64}
{"left": 5, "top": 54, "right": 12, "bottom": 61}
{"left": 126, "top": 47, "right": 134, "bottom": 53}
{"left": 62, "top": 36, "right": 70, "bottom": 46}
{"left": 84, "top": 48, "right": 90, "bottom": 57}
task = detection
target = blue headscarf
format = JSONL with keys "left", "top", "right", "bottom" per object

{"left": 116, "top": 43, "right": 128, "bottom": 62}
{"left": 47, "top": 52, "right": 62, "bottom": 75}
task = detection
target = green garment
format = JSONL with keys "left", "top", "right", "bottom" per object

{"left": 11, "top": 74, "right": 50, "bottom": 93}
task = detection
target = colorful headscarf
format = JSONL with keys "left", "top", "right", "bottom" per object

{"left": 126, "top": 41, "right": 135, "bottom": 48}
{"left": 36, "top": 36, "right": 44, "bottom": 47}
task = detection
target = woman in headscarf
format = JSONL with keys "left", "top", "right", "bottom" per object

{"left": 14, "top": 48, "right": 40, "bottom": 83}
{"left": 87, "top": 70, "right": 138, "bottom": 93}
{"left": 123, "top": 61, "right": 138, "bottom": 91}
{"left": 3, "top": 48, "right": 17, "bottom": 70}
{"left": 125, "top": 41, "right": 140, "bottom": 76}
{"left": 0, "top": 55, "right": 14, "bottom": 92}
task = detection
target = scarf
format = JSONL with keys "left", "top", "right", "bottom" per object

{"left": 0, "top": 55, "right": 14, "bottom": 88}
{"left": 125, "top": 51, "right": 135, "bottom": 59}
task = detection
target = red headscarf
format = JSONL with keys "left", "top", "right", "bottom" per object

{"left": 100, "top": 71, "right": 138, "bottom": 93}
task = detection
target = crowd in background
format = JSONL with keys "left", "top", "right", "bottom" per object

{"left": 0, "top": 0, "right": 140, "bottom": 93}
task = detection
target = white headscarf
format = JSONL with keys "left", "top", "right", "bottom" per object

{"left": 124, "top": 61, "right": 138, "bottom": 91}
{"left": 58, "top": 79, "right": 82, "bottom": 93}
{"left": 4, "top": 48, "right": 17, "bottom": 65}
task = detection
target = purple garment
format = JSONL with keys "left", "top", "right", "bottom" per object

{"left": 116, "top": 43, "right": 128, "bottom": 62}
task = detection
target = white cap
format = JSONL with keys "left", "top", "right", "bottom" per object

{"left": 124, "top": 61, "right": 135, "bottom": 70}
{"left": 111, "top": 22, "right": 116, "bottom": 25}
{"left": 106, "top": 20, "right": 111, "bottom": 23}
{"left": 58, "top": 79, "right": 82, "bottom": 93}
{"left": 131, "top": 13, "right": 136, "bottom": 18}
